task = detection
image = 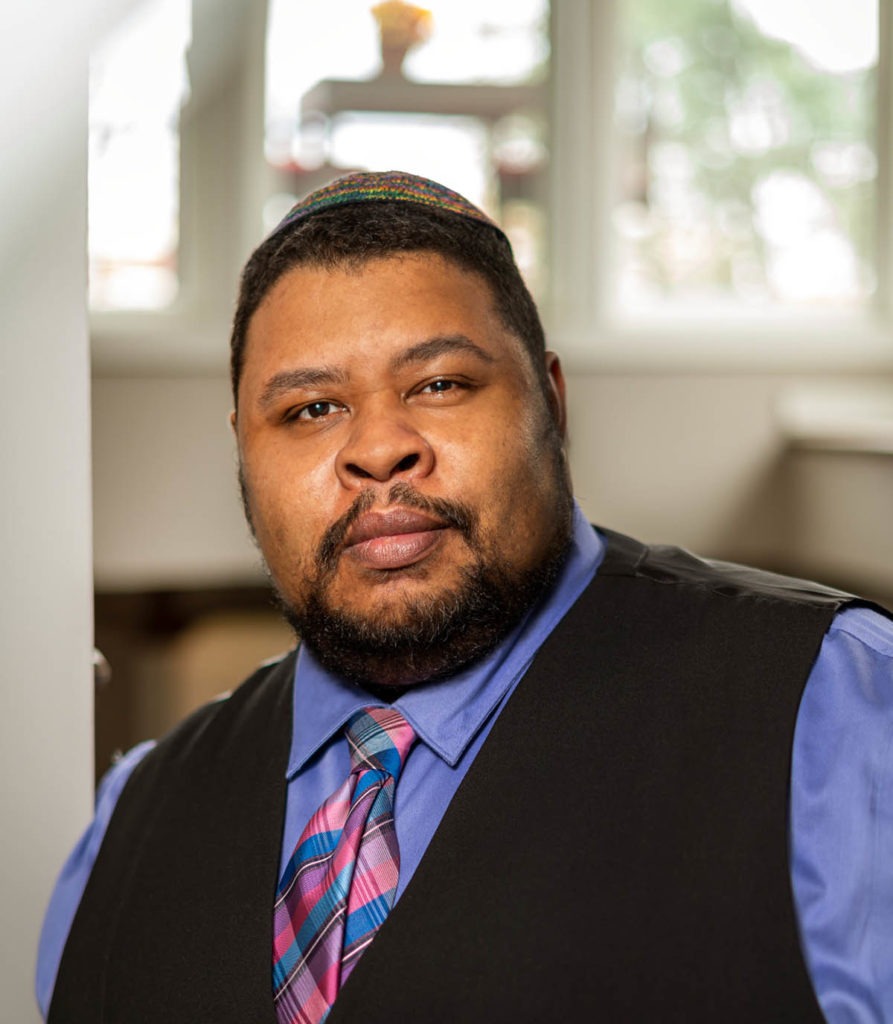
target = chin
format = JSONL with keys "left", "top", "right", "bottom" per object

{"left": 273, "top": 525, "right": 572, "bottom": 689}
{"left": 327, "top": 557, "right": 460, "bottom": 607}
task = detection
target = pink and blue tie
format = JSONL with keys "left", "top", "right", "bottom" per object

{"left": 272, "top": 707, "right": 417, "bottom": 1024}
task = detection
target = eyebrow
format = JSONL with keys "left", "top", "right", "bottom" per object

{"left": 258, "top": 366, "right": 349, "bottom": 409}
{"left": 388, "top": 334, "right": 495, "bottom": 373}
{"left": 257, "top": 335, "right": 495, "bottom": 410}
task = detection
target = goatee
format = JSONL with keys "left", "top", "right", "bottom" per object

{"left": 271, "top": 481, "right": 572, "bottom": 689}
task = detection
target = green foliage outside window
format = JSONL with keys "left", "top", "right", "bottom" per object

{"left": 614, "top": 0, "right": 877, "bottom": 308}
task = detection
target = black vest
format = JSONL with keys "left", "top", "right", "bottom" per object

{"left": 51, "top": 529, "right": 877, "bottom": 1023}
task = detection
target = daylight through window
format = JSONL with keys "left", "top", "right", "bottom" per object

{"left": 611, "top": 0, "right": 878, "bottom": 318}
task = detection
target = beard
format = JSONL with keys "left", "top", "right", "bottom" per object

{"left": 241, "top": 430, "right": 574, "bottom": 690}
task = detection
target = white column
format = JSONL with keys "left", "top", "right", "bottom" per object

{"left": 0, "top": 3, "right": 113, "bottom": 1018}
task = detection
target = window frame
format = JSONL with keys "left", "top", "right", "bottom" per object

{"left": 90, "top": 0, "right": 270, "bottom": 376}
{"left": 547, "top": 0, "right": 893, "bottom": 371}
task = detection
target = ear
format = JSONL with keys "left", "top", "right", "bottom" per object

{"left": 229, "top": 409, "right": 238, "bottom": 436}
{"left": 543, "top": 350, "right": 568, "bottom": 440}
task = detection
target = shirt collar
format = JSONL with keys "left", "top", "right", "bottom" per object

{"left": 286, "top": 502, "right": 603, "bottom": 778}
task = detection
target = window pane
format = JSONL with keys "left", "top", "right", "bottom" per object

{"left": 612, "top": 0, "right": 878, "bottom": 316}
{"left": 89, "top": 0, "right": 191, "bottom": 311}
{"left": 265, "top": 0, "right": 550, "bottom": 299}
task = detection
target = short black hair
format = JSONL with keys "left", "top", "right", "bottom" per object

{"left": 229, "top": 200, "right": 547, "bottom": 407}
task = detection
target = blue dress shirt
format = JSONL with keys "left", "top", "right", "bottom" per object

{"left": 36, "top": 506, "right": 893, "bottom": 1022}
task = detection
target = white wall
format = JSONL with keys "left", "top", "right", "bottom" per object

{"left": 92, "top": 375, "right": 261, "bottom": 589}
{"left": 566, "top": 371, "right": 893, "bottom": 602}
{"left": 0, "top": 3, "right": 135, "bottom": 1019}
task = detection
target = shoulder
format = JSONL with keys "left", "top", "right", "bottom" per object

{"left": 800, "top": 605, "right": 893, "bottom": 736}
{"left": 74, "top": 648, "right": 296, "bottom": 902}
{"left": 87, "top": 649, "right": 298, "bottom": 837}
{"left": 803, "top": 605, "right": 893, "bottom": 733}
{"left": 595, "top": 525, "right": 863, "bottom": 610}
{"left": 805, "top": 604, "right": 893, "bottom": 714}
{"left": 825, "top": 603, "right": 893, "bottom": 655}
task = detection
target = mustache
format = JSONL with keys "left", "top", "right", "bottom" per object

{"left": 315, "top": 482, "right": 477, "bottom": 577}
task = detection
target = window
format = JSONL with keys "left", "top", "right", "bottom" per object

{"left": 548, "top": 0, "right": 892, "bottom": 367}
{"left": 89, "top": 0, "right": 191, "bottom": 311}
{"left": 612, "top": 0, "right": 878, "bottom": 316}
{"left": 265, "top": 0, "right": 550, "bottom": 298}
{"left": 90, "top": 0, "right": 893, "bottom": 370}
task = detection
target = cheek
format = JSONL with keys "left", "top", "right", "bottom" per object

{"left": 248, "top": 433, "right": 332, "bottom": 502}
{"left": 440, "top": 389, "right": 537, "bottom": 469}
{"left": 452, "top": 418, "right": 545, "bottom": 512}
{"left": 243, "top": 448, "right": 330, "bottom": 555}
{"left": 478, "top": 411, "right": 562, "bottom": 546}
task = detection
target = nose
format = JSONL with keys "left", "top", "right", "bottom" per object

{"left": 334, "top": 402, "right": 434, "bottom": 488}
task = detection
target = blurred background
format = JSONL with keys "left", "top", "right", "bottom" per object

{"left": 3, "top": 2, "right": 893, "bottom": 1016}
{"left": 88, "top": 0, "right": 893, "bottom": 776}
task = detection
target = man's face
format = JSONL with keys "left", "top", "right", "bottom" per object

{"left": 234, "top": 252, "right": 572, "bottom": 686}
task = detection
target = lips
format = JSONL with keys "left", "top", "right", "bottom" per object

{"left": 344, "top": 507, "right": 448, "bottom": 571}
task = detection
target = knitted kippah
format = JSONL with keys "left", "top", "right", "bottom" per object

{"left": 270, "top": 169, "right": 505, "bottom": 240}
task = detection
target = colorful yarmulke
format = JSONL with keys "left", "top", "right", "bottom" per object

{"left": 270, "top": 170, "right": 505, "bottom": 239}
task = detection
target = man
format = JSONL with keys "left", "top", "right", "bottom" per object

{"left": 38, "top": 171, "right": 893, "bottom": 1022}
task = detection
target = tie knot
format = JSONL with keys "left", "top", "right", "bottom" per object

{"left": 345, "top": 707, "right": 416, "bottom": 780}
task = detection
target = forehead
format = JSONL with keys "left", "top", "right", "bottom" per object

{"left": 242, "top": 253, "right": 523, "bottom": 375}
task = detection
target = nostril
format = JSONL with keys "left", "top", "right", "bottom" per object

{"left": 342, "top": 450, "right": 423, "bottom": 483}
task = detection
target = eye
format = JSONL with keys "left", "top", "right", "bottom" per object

{"left": 294, "top": 400, "right": 343, "bottom": 421}
{"left": 419, "top": 378, "right": 465, "bottom": 395}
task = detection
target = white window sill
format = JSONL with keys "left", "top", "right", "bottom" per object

{"left": 775, "top": 383, "right": 893, "bottom": 454}
{"left": 553, "top": 312, "right": 893, "bottom": 374}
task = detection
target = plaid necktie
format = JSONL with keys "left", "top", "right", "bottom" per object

{"left": 272, "top": 707, "right": 416, "bottom": 1024}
